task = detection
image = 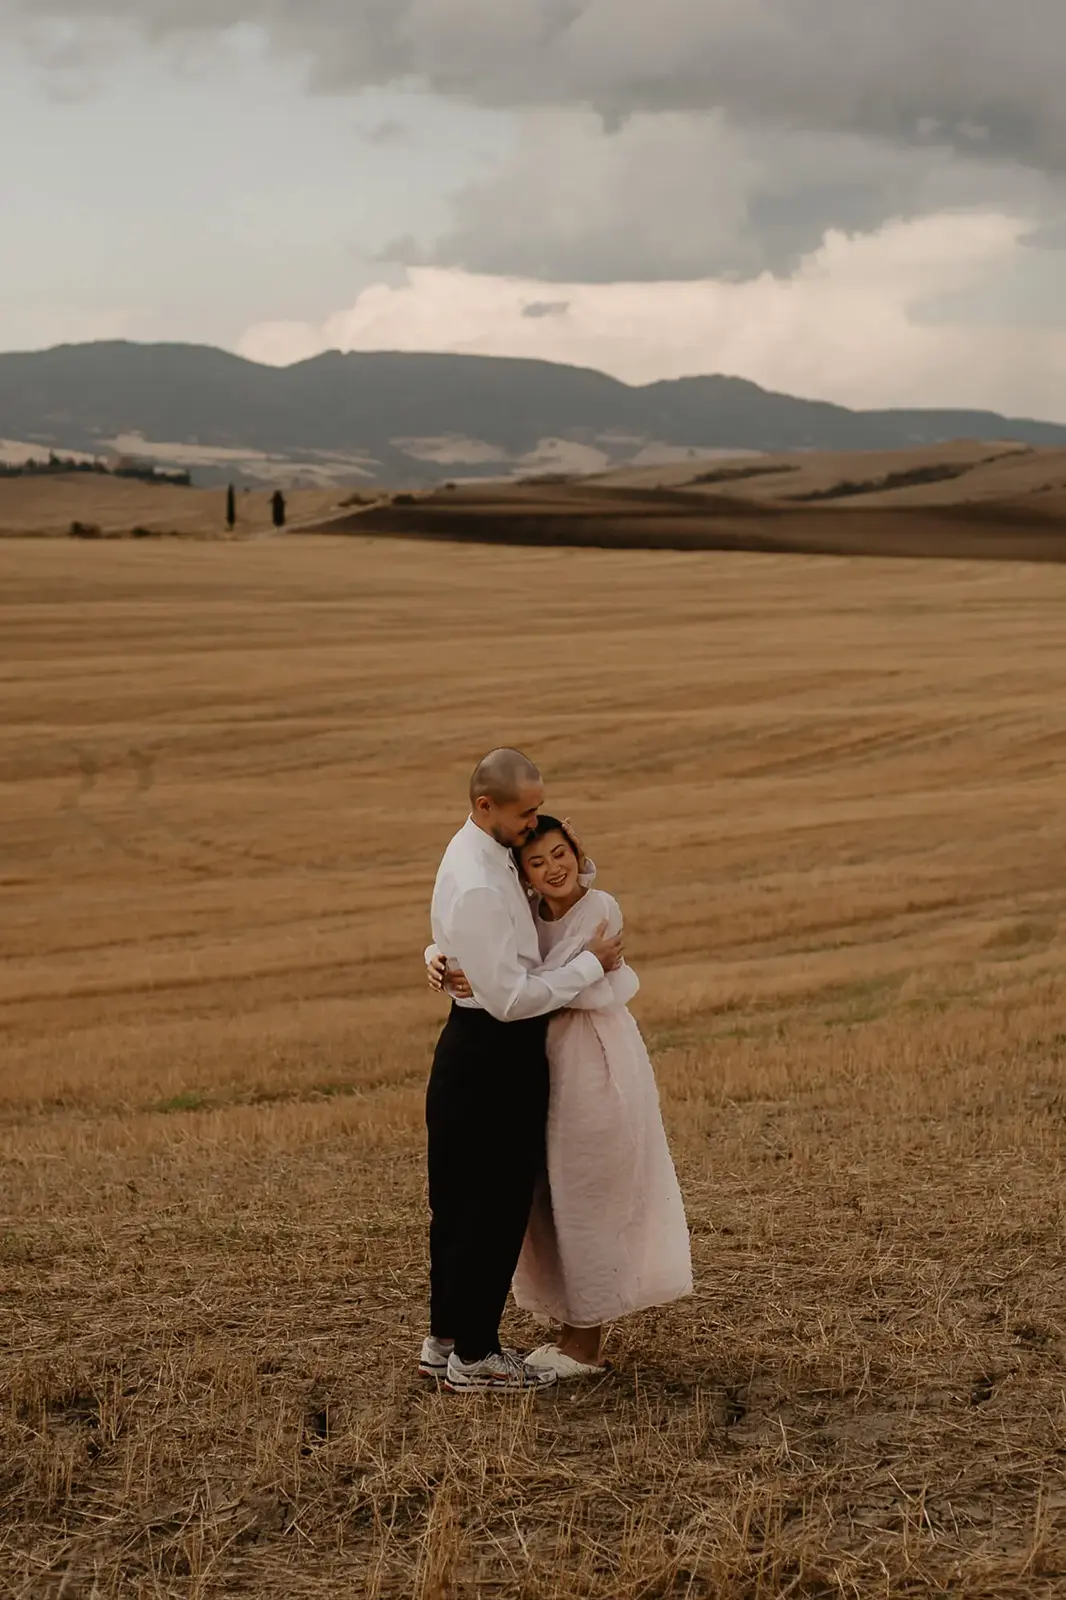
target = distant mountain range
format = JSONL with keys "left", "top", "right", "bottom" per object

{"left": 3, "top": 341, "right": 1066, "bottom": 488}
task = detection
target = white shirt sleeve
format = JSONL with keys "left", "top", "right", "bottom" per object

{"left": 424, "top": 937, "right": 633, "bottom": 1009}
{"left": 444, "top": 888, "right": 604, "bottom": 1022}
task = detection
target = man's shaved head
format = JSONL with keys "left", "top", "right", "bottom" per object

{"left": 469, "top": 749, "right": 545, "bottom": 849}
{"left": 469, "top": 749, "right": 542, "bottom": 808}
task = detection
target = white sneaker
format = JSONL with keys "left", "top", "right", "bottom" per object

{"left": 418, "top": 1337, "right": 520, "bottom": 1377}
{"left": 525, "top": 1344, "right": 608, "bottom": 1381}
{"left": 444, "top": 1350, "right": 557, "bottom": 1394}
{"left": 418, "top": 1336, "right": 454, "bottom": 1377}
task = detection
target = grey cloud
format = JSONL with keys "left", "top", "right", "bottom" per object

{"left": 1021, "top": 219, "right": 1066, "bottom": 251}
{"left": 522, "top": 300, "right": 570, "bottom": 318}
{"left": 376, "top": 233, "right": 431, "bottom": 267}
{"left": 7, "top": 2, "right": 1066, "bottom": 173}
{"left": 419, "top": 110, "right": 1056, "bottom": 283}
{"left": 361, "top": 118, "right": 410, "bottom": 145}
{"left": 11, "top": 9, "right": 131, "bottom": 96}
{"left": 6, "top": 1, "right": 1066, "bottom": 288}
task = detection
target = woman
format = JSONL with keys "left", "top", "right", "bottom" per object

{"left": 428, "top": 816, "right": 692, "bottom": 1380}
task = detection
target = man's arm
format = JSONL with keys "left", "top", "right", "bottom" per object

{"left": 443, "top": 888, "right": 608, "bottom": 1022}
{"left": 425, "top": 938, "right": 627, "bottom": 1006}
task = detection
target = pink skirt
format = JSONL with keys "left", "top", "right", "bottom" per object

{"left": 513, "top": 1007, "right": 692, "bottom": 1328}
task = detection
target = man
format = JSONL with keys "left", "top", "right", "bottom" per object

{"left": 421, "top": 748, "right": 624, "bottom": 1393}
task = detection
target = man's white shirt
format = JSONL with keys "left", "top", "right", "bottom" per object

{"left": 429, "top": 818, "right": 604, "bottom": 1022}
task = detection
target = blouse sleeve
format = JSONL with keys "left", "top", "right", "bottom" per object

{"left": 543, "top": 892, "right": 640, "bottom": 1011}
{"left": 567, "top": 962, "right": 640, "bottom": 1011}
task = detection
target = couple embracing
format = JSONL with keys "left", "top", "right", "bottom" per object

{"left": 419, "top": 748, "right": 692, "bottom": 1393}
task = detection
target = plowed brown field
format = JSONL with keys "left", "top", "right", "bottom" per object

{"left": 2, "top": 536, "right": 1064, "bottom": 1598}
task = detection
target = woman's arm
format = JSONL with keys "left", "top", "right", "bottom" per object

{"left": 425, "top": 878, "right": 623, "bottom": 1007}
{"left": 424, "top": 923, "right": 620, "bottom": 1008}
{"left": 566, "top": 962, "right": 640, "bottom": 1010}
{"left": 540, "top": 892, "right": 638, "bottom": 1011}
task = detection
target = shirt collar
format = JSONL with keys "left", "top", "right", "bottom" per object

{"left": 464, "top": 815, "right": 519, "bottom": 871}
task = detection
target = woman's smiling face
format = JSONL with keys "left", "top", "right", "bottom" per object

{"left": 519, "top": 829, "right": 580, "bottom": 903}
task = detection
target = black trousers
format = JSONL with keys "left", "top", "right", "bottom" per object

{"left": 426, "top": 1005, "right": 550, "bottom": 1363}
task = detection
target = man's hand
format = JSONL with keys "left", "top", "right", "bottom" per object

{"left": 426, "top": 952, "right": 473, "bottom": 1001}
{"left": 448, "top": 966, "right": 473, "bottom": 1000}
{"left": 587, "top": 919, "right": 624, "bottom": 973}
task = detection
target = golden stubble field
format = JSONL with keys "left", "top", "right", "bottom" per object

{"left": 1, "top": 535, "right": 1064, "bottom": 1599}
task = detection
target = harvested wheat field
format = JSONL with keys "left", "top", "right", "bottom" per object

{"left": 0, "top": 477, "right": 355, "bottom": 540}
{"left": 335, "top": 443, "right": 1066, "bottom": 563}
{"left": 1, "top": 534, "right": 1064, "bottom": 1599}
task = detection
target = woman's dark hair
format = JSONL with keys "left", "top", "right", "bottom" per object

{"left": 513, "top": 814, "right": 581, "bottom": 875}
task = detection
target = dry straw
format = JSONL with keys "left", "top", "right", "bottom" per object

{"left": 1, "top": 537, "right": 1064, "bottom": 1596}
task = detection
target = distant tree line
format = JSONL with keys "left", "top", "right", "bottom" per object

{"left": 0, "top": 452, "right": 191, "bottom": 487}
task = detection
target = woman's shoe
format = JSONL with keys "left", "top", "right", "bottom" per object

{"left": 525, "top": 1344, "right": 608, "bottom": 1381}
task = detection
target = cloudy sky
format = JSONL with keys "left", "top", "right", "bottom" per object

{"left": 3, "top": 2, "right": 1066, "bottom": 417}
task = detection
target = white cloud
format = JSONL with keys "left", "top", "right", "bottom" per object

{"left": 239, "top": 210, "right": 1066, "bottom": 421}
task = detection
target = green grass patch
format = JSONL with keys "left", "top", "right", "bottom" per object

{"left": 154, "top": 1091, "right": 209, "bottom": 1114}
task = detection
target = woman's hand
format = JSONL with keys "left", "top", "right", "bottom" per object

{"left": 426, "top": 953, "right": 474, "bottom": 1002}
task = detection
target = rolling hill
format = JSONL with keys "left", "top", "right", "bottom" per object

{"left": 4, "top": 341, "right": 1066, "bottom": 488}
